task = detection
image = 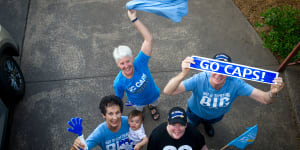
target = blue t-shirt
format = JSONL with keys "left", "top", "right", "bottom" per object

{"left": 114, "top": 51, "right": 160, "bottom": 106}
{"left": 183, "top": 72, "right": 254, "bottom": 120}
{"left": 86, "top": 116, "right": 133, "bottom": 150}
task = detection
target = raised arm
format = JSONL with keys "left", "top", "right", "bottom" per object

{"left": 128, "top": 10, "right": 153, "bottom": 56}
{"left": 163, "top": 57, "right": 195, "bottom": 95}
{"left": 249, "top": 77, "right": 284, "bottom": 104}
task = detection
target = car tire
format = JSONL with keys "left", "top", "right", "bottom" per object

{"left": 0, "top": 55, "right": 25, "bottom": 100}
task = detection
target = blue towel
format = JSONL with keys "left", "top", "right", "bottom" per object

{"left": 126, "top": 0, "right": 188, "bottom": 23}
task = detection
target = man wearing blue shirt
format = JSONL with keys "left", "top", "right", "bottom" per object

{"left": 71, "top": 95, "right": 133, "bottom": 150}
{"left": 163, "top": 53, "right": 285, "bottom": 137}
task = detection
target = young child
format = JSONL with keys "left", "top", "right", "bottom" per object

{"left": 128, "top": 110, "right": 149, "bottom": 150}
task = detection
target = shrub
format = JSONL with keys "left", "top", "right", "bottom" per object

{"left": 255, "top": 5, "right": 300, "bottom": 61}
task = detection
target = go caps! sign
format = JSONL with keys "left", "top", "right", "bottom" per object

{"left": 190, "top": 56, "right": 278, "bottom": 84}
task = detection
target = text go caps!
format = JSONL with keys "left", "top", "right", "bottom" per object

{"left": 190, "top": 56, "right": 278, "bottom": 84}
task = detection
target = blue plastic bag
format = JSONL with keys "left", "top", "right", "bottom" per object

{"left": 126, "top": 0, "right": 188, "bottom": 23}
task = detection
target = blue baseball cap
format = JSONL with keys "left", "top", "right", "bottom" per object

{"left": 213, "top": 53, "right": 232, "bottom": 62}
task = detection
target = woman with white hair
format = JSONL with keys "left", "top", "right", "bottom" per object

{"left": 113, "top": 10, "right": 160, "bottom": 120}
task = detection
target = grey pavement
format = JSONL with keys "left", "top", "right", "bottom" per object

{"left": 284, "top": 65, "right": 300, "bottom": 135}
{"left": 0, "top": 0, "right": 299, "bottom": 149}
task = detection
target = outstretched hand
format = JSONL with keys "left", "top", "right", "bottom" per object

{"left": 270, "top": 77, "right": 284, "bottom": 95}
{"left": 67, "top": 117, "right": 83, "bottom": 136}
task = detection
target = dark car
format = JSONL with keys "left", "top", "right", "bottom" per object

{"left": 0, "top": 24, "right": 25, "bottom": 150}
{"left": 0, "top": 98, "right": 9, "bottom": 150}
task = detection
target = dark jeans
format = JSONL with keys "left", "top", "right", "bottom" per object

{"left": 186, "top": 107, "right": 224, "bottom": 127}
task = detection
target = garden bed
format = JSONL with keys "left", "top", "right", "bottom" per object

{"left": 232, "top": 0, "right": 300, "bottom": 63}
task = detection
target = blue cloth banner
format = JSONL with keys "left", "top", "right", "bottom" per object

{"left": 227, "top": 124, "right": 258, "bottom": 149}
{"left": 126, "top": 0, "right": 188, "bottom": 23}
{"left": 190, "top": 56, "right": 279, "bottom": 84}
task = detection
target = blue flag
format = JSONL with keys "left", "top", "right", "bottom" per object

{"left": 190, "top": 56, "right": 279, "bottom": 84}
{"left": 126, "top": 0, "right": 188, "bottom": 23}
{"left": 125, "top": 100, "right": 133, "bottom": 106}
{"left": 227, "top": 124, "right": 258, "bottom": 149}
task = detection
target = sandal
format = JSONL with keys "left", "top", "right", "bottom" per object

{"left": 148, "top": 105, "right": 160, "bottom": 120}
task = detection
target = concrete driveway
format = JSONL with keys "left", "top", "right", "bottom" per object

{"left": 1, "top": 0, "right": 298, "bottom": 149}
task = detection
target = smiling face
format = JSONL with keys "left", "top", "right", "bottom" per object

{"left": 128, "top": 116, "right": 143, "bottom": 131}
{"left": 167, "top": 123, "right": 187, "bottom": 140}
{"left": 116, "top": 56, "right": 134, "bottom": 78}
{"left": 102, "top": 105, "right": 122, "bottom": 132}
{"left": 209, "top": 72, "right": 227, "bottom": 90}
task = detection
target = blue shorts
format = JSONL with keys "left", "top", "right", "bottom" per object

{"left": 186, "top": 107, "right": 224, "bottom": 127}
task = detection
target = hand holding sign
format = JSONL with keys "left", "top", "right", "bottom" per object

{"left": 181, "top": 57, "right": 195, "bottom": 75}
{"left": 270, "top": 77, "right": 284, "bottom": 96}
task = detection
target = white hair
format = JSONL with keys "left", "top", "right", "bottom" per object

{"left": 113, "top": 45, "right": 133, "bottom": 62}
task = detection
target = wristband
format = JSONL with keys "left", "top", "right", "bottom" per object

{"left": 131, "top": 18, "right": 138, "bottom": 23}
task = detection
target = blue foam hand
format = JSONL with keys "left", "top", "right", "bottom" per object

{"left": 67, "top": 117, "right": 83, "bottom": 136}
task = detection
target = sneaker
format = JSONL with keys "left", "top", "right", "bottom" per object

{"left": 204, "top": 123, "right": 214, "bottom": 137}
